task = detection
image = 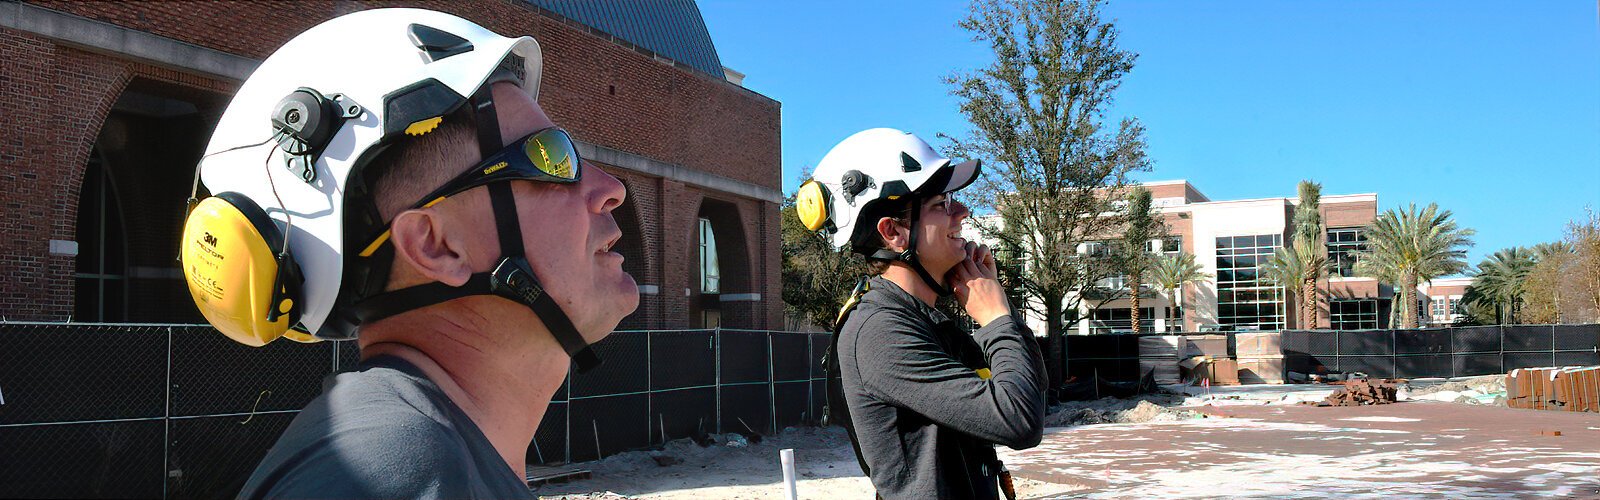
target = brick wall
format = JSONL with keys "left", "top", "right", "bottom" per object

{"left": 2, "top": 1, "right": 782, "bottom": 328}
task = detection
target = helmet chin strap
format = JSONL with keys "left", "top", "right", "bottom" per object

{"left": 352, "top": 86, "right": 600, "bottom": 372}
{"left": 870, "top": 196, "right": 952, "bottom": 297}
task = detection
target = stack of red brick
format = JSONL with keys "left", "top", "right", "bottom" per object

{"left": 1506, "top": 366, "right": 1599, "bottom": 412}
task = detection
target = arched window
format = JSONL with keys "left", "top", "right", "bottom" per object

{"left": 74, "top": 150, "right": 128, "bottom": 322}
{"left": 699, "top": 217, "right": 720, "bottom": 294}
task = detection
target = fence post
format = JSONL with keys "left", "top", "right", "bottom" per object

{"left": 768, "top": 331, "right": 777, "bottom": 435}
{"left": 1391, "top": 329, "right": 1397, "bottom": 379}
{"left": 164, "top": 326, "right": 173, "bottom": 500}
{"left": 1450, "top": 328, "right": 1457, "bottom": 379}
{"left": 714, "top": 328, "right": 722, "bottom": 435}
{"left": 564, "top": 355, "right": 572, "bottom": 464}
{"left": 646, "top": 331, "right": 654, "bottom": 444}
{"left": 1550, "top": 324, "right": 1557, "bottom": 366}
{"left": 806, "top": 333, "right": 814, "bottom": 426}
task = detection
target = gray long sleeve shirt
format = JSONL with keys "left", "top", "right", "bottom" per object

{"left": 837, "top": 277, "right": 1047, "bottom": 500}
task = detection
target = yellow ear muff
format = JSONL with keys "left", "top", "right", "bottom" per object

{"left": 180, "top": 192, "right": 303, "bottom": 347}
{"left": 796, "top": 180, "right": 831, "bottom": 232}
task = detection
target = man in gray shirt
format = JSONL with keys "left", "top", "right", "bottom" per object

{"left": 182, "top": 10, "right": 637, "bottom": 499}
{"left": 799, "top": 129, "right": 1047, "bottom": 499}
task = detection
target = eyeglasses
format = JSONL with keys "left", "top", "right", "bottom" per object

{"left": 358, "top": 127, "right": 583, "bottom": 257}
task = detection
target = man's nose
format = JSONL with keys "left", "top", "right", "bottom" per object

{"left": 585, "top": 161, "right": 626, "bottom": 213}
{"left": 952, "top": 199, "right": 971, "bottom": 220}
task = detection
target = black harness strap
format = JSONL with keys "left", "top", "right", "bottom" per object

{"left": 824, "top": 279, "right": 874, "bottom": 477}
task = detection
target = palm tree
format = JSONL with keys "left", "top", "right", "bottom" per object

{"left": 1151, "top": 253, "right": 1209, "bottom": 332}
{"left": 1119, "top": 187, "right": 1161, "bottom": 333}
{"left": 1469, "top": 247, "right": 1537, "bottom": 323}
{"left": 1261, "top": 239, "right": 1330, "bottom": 329}
{"left": 1262, "top": 181, "right": 1327, "bottom": 329}
{"left": 1353, "top": 203, "right": 1475, "bottom": 329}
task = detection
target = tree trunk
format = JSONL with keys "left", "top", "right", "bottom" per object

{"left": 1301, "top": 277, "right": 1318, "bottom": 329}
{"left": 1043, "top": 292, "right": 1066, "bottom": 399}
{"left": 1402, "top": 272, "right": 1419, "bottom": 329}
{"left": 1173, "top": 286, "right": 1184, "bottom": 332}
{"left": 1129, "top": 272, "right": 1142, "bottom": 334}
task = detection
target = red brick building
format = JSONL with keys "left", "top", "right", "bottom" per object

{"left": 0, "top": 1, "right": 783, "bottom": 330}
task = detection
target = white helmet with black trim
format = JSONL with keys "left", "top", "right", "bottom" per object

{"left": 794, "top": 128, "right": 980, "bottom": 292}
{"left": 179, "top": 8, "right": 602, "bottom": 369}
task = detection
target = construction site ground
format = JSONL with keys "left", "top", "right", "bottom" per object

{"left": 539, "top": 384, "right": 1600, "bottom": 499}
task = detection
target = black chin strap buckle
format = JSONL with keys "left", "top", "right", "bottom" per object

{"left": 487, "top": 258, "right": 602, "bottom": 373}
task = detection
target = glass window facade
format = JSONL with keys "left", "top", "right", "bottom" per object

{"left": 1216, "top": 234, "right": 1285, "bottom": 330}
{"left": 1326, "top": 227, "right": 1366, "bottom": 277}
{"left": 1330, "top": 299, "right": 1379, "bottom": 330}
{"left": 1090, "top": 307, "right": 1156, "bottom": 335}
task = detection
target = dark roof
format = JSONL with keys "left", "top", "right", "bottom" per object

{"left": 526, "top": 0, "right": 725, "bottom": 77}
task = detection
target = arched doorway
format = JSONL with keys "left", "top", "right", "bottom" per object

{"left": 611, "top": 177, "right": 651, "bottom": 330}
{"left": 691, "top": 198, "right": 750, "bottom": 329}
{"left": 77, "top": 78, "right": 227, "bottom": 322}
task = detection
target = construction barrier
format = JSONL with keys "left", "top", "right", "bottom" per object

{"left": 0, "top": 323, "right": 825, "bottom": 499}
{"left": 1281, "top": 325, "right": 1600, "bottom": 379}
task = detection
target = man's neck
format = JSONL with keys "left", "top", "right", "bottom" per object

{"left": 882, "top": 263, "right": 943, "bottom": 307}
{"left": 360, "top": 300, "right": 569, "bottom": 477}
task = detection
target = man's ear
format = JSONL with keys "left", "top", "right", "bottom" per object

{"left": 875, "top": 216, "right": 909, "bottom": 253}
{"left": 389, "top": 208, "right": 474, "bottom": 287}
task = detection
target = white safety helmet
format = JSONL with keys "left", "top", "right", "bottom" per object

{"left": 796, "top": 128, "right": 980, "bottom": 253}
{"left": 181, "top": 9, "right": 542, "bottom": 345}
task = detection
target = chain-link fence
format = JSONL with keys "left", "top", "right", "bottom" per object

{"left": 1282, "top": 324, "right": 1600, "bottom": 379}
{"left": 1060, "top": 325, "right": 1600, "bottom": 387}
{"left": 0, "top": 323, "right": 828, "bottom": 499}
{"left": 540, "top": 329, "right": 828, "bottom": 463}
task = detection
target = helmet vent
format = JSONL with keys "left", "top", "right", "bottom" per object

{"left": 900, "top": 152, "right": 921, "bottom": 172}
{"left": 408, "top": 23, "right": 474, "bottom": 62}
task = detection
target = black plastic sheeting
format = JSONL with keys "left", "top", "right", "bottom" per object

{"left": 0, "top": 323, "right": 341, "bottom": 500}
{"left": 0, "top": 324, "right": 168, "bottom": 424}
{"left": 0, "top": 419, "right": 166, "bottom": 499}
{"left": 1283, "top": 325, "right": 1600, "bottom": 379}
{"left": 166, "top": 413, "right": 299, "bottom": 499}
{"left": 568, "top": 393, "right": 649, "bottom": 463}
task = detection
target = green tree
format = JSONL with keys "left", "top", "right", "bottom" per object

{"left": 1468, "top": 247, "right": 1537, "bottom": 324}
{"left": 1118, "top": 187, "right": 1162, "bottom": 333}
{"left": 780, "top": 195, "right": 869, "bottom": 329}
{"left": 1523, "top": 242, "right": 1575, "bottom": 324}
{"left": 1352, "top": 203, "right": 1475, "bottom": 329}
{"left": 1151, "top": 252, "right": 1210, "bottom": 331}
{"left": 944, "top": 0, "right": 1150, "bottom": 387}
{"left": 1261, "top": 181, "right": 1328, "bottom": 329}
{"left": 1570, "top": 211, "right": 1600, "bottom": 321}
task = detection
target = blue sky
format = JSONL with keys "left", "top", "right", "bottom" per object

{"left": 698, "top": 0, "right": 1600, "bottom": 269}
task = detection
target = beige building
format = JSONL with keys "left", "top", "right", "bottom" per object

{"left": 1064, "top": 180, "right": 1388, "bottom": 334}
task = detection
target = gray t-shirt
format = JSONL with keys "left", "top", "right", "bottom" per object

{"left": 237, "top": 355, "right": 532, "bottom": 499}
{"left": 837, "top": 277, "right": 1046, "bottom": 500}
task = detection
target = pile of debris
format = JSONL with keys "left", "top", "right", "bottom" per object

{"left": 1403, "top": 375, "right": 1507, "bottom": 405}
{"left": 1045, "top": 395, "right": 1205, "bottom": 427}
{"left": 1311, "top": 379, "right": 1400, "bottom": 406}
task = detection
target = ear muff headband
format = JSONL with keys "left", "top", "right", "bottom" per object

{"left": 181, "top": 192, "right": 304, "bottom": 347}
{"left": 796, "top": 180, "right": 831, "bottom": 232}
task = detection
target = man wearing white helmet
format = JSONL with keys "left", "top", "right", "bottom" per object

{"left": 797, "top": 129, "right": 1046, "bottom": 499}
{"left": 176, "top": 9, "right": 635, "bottom": 498}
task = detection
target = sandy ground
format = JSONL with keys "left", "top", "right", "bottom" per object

{"left": 1003, "top": 402, "right": 1600, "bottom": 499}
{"left": 538, "top": 385, "right": 1600, "bottom": 499}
